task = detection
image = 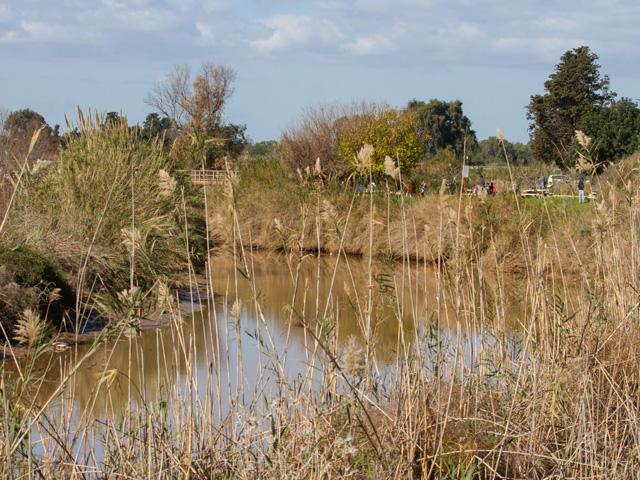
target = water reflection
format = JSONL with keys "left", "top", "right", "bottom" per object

{"left": 38, "top": 252, "right": 526, "bottom": 422}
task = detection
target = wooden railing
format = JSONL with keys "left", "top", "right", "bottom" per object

{"left": 189, "top": 169, "right": 228, "bottom": 186}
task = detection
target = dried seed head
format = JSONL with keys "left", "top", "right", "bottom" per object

{"left": 384, "top": 155, "right": 399, "bottom": 180}
{"left": 354, "top": 144, "right": 374, "bottom": 173}
{"left": 117, "top": 286, "right": 141, "bottom": 306}
{"left": 231, "top": 299, "right": 244, "bottom": 320}
{"left": 342, "top": 335, "right": 365, "bottom": 377}
{"left": 121, "top": 228, "right": 141, "bottom": 254}
{"left": 274, "top": 217, "right": 284, "bottom": 236}
{"left": 575, "top": 130, "right": 592, "bottom": 149}
{"left": 48, "top": 287, "right": 62, "bottom": 304}
{"left": 14, "top": 308, "right": 44, "bottom": 348}
{"left": 320, "top": 199, "right": 339, "bottom": 224}
{"left": 157, "top": 169, "right": 176, "bottom": 199}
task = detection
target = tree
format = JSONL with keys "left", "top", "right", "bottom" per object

{"left": 279, "top": 101, "right": 376, "bottom": 178}
{"left": 145, "top": 63, "right": 241, "bottom": 167}
{"left": 406, "top": 99, "right": 477, "bottom": 159}
{"left": 526, "top": 46, "right": 615, "bottom": 167}
{"left": 338, "top": 108, "right": 424, "bottom": 175}
{"left": 104, "top": 111, "right": 122, "bottom": 127}
{"left": 249, "top": 140, "right": 277, "bottom": 158}
{"left": 474, "top": 137, "right": 533, "bottom": 165}
{"left": 1, "top": 109, "right": 59, "bottom": 166}
{"left": 142, "top": 113, "right": 173, "bottom": 143}
{"left": 577, "top": 97, "right": 640, "bottom": 165}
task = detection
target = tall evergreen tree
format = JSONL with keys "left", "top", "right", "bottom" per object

{"left": 407, "top": 99, "right": 476, "bottom": 159}
{"left": 526, "top": 46, "right": 614, "bottom": 167}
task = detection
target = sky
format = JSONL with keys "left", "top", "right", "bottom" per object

{"left": 1, "top": 0, "right": 639, "bottom": 145}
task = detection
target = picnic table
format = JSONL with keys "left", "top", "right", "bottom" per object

{"left": 521, "top": 188, "right": 550, "bottom": 198}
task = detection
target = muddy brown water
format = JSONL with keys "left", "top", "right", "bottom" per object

{"left": 26, "top": 252, "right": 529, "bottom": 418}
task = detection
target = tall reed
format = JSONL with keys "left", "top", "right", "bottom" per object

{"left": 2, "top": 140, "right": 640, "bottom": 479}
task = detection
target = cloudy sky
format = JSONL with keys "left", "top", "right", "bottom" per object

{"left": 1, "top": 0, "right": 638, "bottom": 144}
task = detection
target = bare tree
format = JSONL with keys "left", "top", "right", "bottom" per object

{"left": 279, "top": 100, "right": 385, "bottom": 178}
{"left": 145, "top": 63, "right": 236, "bottom": 135}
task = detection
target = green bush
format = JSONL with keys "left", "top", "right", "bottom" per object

{"left": 0, "top": 244, "right": 74, "bottom": 335}
{"left": 11, "top": 114, "right": 195, "bottom": 288}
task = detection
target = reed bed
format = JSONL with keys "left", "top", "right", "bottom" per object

{"left": 2, "top": 144, "right": 640, "bottom": 479}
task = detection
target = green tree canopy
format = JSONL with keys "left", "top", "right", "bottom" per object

{"left": 474, "top": 137, "right": 533, "bottom": 165}
{"left": 142, "top": 113, "right": 173, "bottom": 144}
{"left": 406, "top": 99, "right": 477, "bottom": 159}
{"left": 526, "top": 46, "right": 615, "bottom": 167}
{"left": 577, "top": 97, "right": 640, "bottom": 166}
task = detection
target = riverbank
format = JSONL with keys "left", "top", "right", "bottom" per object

{"left": 0, "top": 278, "right": 212, "bottom": 361}
{"left": 205, "top": 159, "right": 603, "bottom": 280}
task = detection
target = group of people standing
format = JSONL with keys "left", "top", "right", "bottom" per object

{"left": 474, "top": 175, "right": 497, "bottom": 195}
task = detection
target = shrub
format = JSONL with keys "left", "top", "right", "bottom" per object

{"left": 0, "top": 244, "right": 73, "bottom": 337}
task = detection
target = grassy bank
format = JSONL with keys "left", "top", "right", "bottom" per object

{"left": 2, "top": 145, "right": 640, "bottom": 477}
{"left": 206, "top": 157, "right": 603, "bottom": 279}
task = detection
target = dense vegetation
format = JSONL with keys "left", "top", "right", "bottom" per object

{"left": 1, "top": 46, "right": 640, "bottom": 478}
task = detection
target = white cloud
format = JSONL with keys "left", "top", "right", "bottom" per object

{"left": 251, "top": 14, "right": 344, "bottom": 54}
{"left": 202, "top": 0, "right": 233, "bottom": 13}
{"left": 0, "top": 4, "right": 12, "bottom": 20}
{"left": 114, "top": 8, "right": 179, "bottom": 33}
{"left": 0, "top": 31, "right": 18, "bottom": 43}
{"left": 252, "top": 15, "right": 313, "bottom": 53}
{"left": 346, "top": 34, "right": 395, "bottom": 55}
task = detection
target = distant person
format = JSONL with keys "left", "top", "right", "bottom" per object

{"left": 477, "top": 175, "right": 485, "bottom": 189}
{"left": 578, "top": 178, "right": 585, "bottom": 203}
{"left": 420, "top": 180, "right": 427, "bottom": 197}
{"left": 487, "top": 182, "right": 494, "bottom": 195}
{"left": 547, "top": 175, "right": 554, "bottom": 193}
{"left": 539, "top": 177, "right": 545, "bottom": 190}
{"left": 358, "top": 183, "right": 364, "bottom": 195}
{"left": 406, "top": 184, "right": 411, "bottom": 197}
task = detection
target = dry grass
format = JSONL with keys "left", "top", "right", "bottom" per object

{"left": 2, "top": 151, "right": 640, "bottom": 478}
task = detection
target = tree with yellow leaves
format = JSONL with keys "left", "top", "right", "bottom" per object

{"left": 338, "top": 107, "right": 424, "bottom": 176}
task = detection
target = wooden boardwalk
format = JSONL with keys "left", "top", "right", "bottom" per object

{"left": 190, "top": 170, "right": 228, "bottom": 186}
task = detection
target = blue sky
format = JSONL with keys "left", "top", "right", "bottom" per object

{"left": 1, "top": 0, "right": 638, "bottom": 144}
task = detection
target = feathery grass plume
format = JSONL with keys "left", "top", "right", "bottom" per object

{"left": 230, "top": 299, "right": 244, "bottom": 321}
{"left": 156, "top": 281, "right": 175, "bottom": 310}
{"left": 575, "top": 152, "right": 592, "bottom": 174}
{"left": 353, "top": 144, "right": 374, "bottom": 174}
{"left": 156, "top": 169, "right": 176, "bottom": 200}
{"left": 96, "top": 368, "right": 119, "bottom": 390}
{"left": 575, "top": 130, "right": 592, "bottom": 149}
{"left": 224, "top": 170, "right": 240, "bottom": 200}
{"left": 314, "top": 157, "right": 322, "bottom": 176}
{"left": 384, "top": 155, "right": 399, "bottom": 181}
{"left": 320, "top": 199, "right": 339, "bottom": 224}
{"left": 342, "top": 335, "right": 365, "bottom": 377}
{"left": 30, "top": 159, "right": 52, "bottom": 176}
{"left": 439, "top": 178, "right": 448, "bottom": 197}
{"left": 497, "top": 127, "right": 505, "bottom": 143}
{"left": 48, "top": 287, "right": 62, "bottom": 305}
{"left": 13, "top": 308, "right": 45, "bottom": 348}
{"left": 117, "top": 286, "right": 142, "bottom": 313}
{"left": 274, "top": 217, "right": 286, "bottom": 242}
{"left": 121, "top": 227, "right": 141, "bottom": 255}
